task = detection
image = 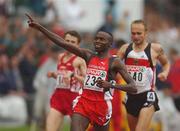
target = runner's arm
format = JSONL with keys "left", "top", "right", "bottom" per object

{"left": 96, "top": 58, "right": 137, "bottom": 93}
{"left": 73, "top": 58, "right": 87, "bottom": 84}
{"left": 111, "top": 58, "right": 137, "bottom": 93}
{"left": 156, "top": 44, "right": 170, "bottom": 81}
{"left": 26, "top": 13, "right": 91, "bottom": 62}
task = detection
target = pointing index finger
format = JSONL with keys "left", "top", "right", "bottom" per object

{"left": 25, "top": 13, "right": 33, "bottom": 22}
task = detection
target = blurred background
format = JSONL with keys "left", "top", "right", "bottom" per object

{"left": 0, "top": 0, "right": 180, "bottom": 131}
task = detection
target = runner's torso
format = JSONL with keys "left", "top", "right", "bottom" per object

{"left": 56, "top": 53, "right": 82, "bottom": 93}
{"left": 82, "top": 54, "right": 115, "bottom": 101}
{"left": 124, "top": 43, "right": 156, "bottom": 94}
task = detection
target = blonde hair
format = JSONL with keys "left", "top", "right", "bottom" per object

{"left": 131, "top": 20, "right": 147, "bottom": 31}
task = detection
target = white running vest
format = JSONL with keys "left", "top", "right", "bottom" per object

{"left": 125, "top": 50, "right": 155, "bottom": 94}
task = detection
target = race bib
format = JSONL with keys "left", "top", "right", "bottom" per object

{"left": 126, "top": 65, "right": 147, "bottom": 87}
{"left": 56, "top": 70, "right": 71, "bottom": 89}
{"left": 84, "top": 68, "right": 107, "bottom": 92}
{"left": 147, "top": 92, "right": 155, "bottom": 102}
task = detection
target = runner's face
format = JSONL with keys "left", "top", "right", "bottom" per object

{"left": 94, "top": 32, "right": 110, "bottom": 53}
{"left": 65, "top": 34, "right": 79, "bottom": 47}
{"left": 131, "top": 23, "right": 146, "bottom": 45}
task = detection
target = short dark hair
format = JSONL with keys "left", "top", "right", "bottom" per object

{"left": 97, "top": 31, "right": 113, "bottom": 44}
{"left": 64, "top": 30, "right": 81, "bottom": 43}
{"left": 131, "top": 19, "right": 147, "bottom": 31}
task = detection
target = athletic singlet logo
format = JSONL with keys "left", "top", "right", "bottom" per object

{"left": 133, "top": 58, "right": 139, "bottom": 65}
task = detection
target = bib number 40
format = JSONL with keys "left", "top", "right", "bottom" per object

{"left": 129, "top": 72, "right": 143, "bottom": 82}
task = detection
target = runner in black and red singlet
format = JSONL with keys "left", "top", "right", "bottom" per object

{"left": 117, "top": 20, "right": 170, "bottom": 131}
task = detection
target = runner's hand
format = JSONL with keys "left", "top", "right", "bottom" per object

{"left": 47, "top": 71, "right": 57, "bottom": 79}
{"left": 158, "top": 72, "right": 167, "bottom": 81}
{"left": 25, "top": 13, "right": 40, "bottom": 29}
{"left": 96, "top": 79, "right": 112, "bottom": 89}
